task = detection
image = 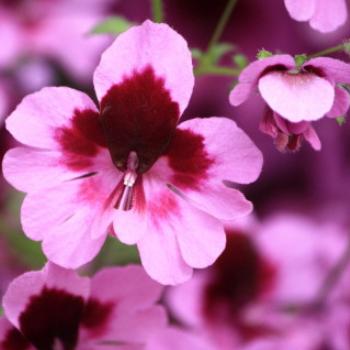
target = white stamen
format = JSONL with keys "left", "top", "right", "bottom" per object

{"left": 116, "top": 151, "right": 139, "bottom": 211}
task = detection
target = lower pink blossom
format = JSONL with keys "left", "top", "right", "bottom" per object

{"left": 229, "top": 54, "right": 350, "bottom": 151}
{"left": 0, "top": 262, "right": 217, "bottom": 350}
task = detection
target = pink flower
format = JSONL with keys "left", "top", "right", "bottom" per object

{"left": 0, "top": 263, "right": 166, "bottom": 349}
{"left": 284, "top": 0, "right": 348, "bottom": 33}
{"left": 3, "top": 20, "right": 263, "bottom": 285}
{"left": 229, "top": 54, "right": 350, "bottom": 151}
{"left": 167, "top": 214, "right": 347, "bottom": 349}
{"left": 0, "top": 0, "right": 112, "bottom": 82}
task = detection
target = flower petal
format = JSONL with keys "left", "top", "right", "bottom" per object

{"left": 306, "top": 57, "right": 350, "bottom": 84}
{"left": 136, "top": 189, "right": 194, "bottom": 285}
{"left": 229, "top": 55, "right": 295, "bottom": 106}
{"left": 3, "top": 147, "right": 110, "bottom": 193}
{"left": 136, "top": 182, "right": 227, "bottom": 284}
{"left": 310, "top": 0, "right": 347, "bottom": 32}
{"left": 146, "top": 328, "right": 215, "bottom": 350}
{"left": 81, "top": 266, "right": 166, "bottom": 343}
{"left": 90, "top": 265, "right": 164, "bottom": 312}
{"left": 258, "top": 71, "right": 335, "bottom": 122}
{"left": 327, "top": 86, "right": 350, "bottom": 118}
{"left": 303, "top": 125, "right": 322, "bottom": 151}
{"left": 94, "top": 20, "right": 194, "bottom": 115}
{"left": 284, "top": 0, "right": 316, "bottom": 21}
{"left": 42, "top": 210, "right": 107, "bottom": 268}
{"left": 6, "top": 87, "right": 99, "bottom": 149}
{"left": 163, "top": 117, "right": 261, "bottom": 220}
{"left": 0, "top": 317, "right": 32, "bottom": 350}
{"left": 3, "top": 263, "right": 89, "bottom": 330}
{"left": 21, "top": 174, "right": 117, "bottom": 267}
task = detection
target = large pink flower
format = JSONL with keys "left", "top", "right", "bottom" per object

{"left": 284, "top": 0, "right": 348, "bottom": 33}
{"left": 0, "top": 263, "right": 166, "bottom": 349}
{"left": 229, "top": 54, "right": 350, "bottom": 151}
{"left": 3, "top": 20, "right": 263, "bottom": 285}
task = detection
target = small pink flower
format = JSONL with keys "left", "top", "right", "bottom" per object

{"left": 3, "top": 20, "right": 263, "bottom": 285}
{"left": 229, "top": 54, "right": 350, "bottom": 151}
{"left": 168, "top": 214, "right": 347, "bottom": 349}
{"left": 0, "top": 0, "right": 112, "bottom": 81}
{"left": 284, "top": 0, "right": 348, "bottom": 33}
{"left": 0, "top": 263, "right": 166, "bottom": 349}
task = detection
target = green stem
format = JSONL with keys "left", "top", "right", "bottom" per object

{"left": 194, "top": 65, "right": 240, "bottom": 77}
{"left": 308, "top": 41, "right": 348, "bottom": 58}
{"left": 151, "top": 0, "right": 164, "bottom": 23}
{"left": 207, "top": 0, "right": 238, "bottom": 51}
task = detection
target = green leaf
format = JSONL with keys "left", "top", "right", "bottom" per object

{"left": 191, "top": 48, "right": 203, "bottom": 60}
{"left": 294, "top": 54, "right": 307, "bottom": 67}
{"left": 336, "top": 116, "right": 346, "bottom": 126}
{"left": 90, "top": 16, "right": 135, "bottom": 35}
{"left": 344, "top": 39, "right": 350, "bottom": 55}
{"left": 233, "top": 53, "right": 248, "bottom": 69}
{"left": 257, "top": 49, "right": 273, "bottom": 60}
{"left": 207, "top": 43, "right": 234, "bottom": 65}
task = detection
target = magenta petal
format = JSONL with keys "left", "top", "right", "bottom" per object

{"left": 5, "top": 87, "right": 98, "bottom": 149}
{"left": 146, "top": 328, "right": 215, "bottom": 350}
{"left": 229, "top": 55, "right": 295, "bottom": 106}
{"left": 306, "top": 57, "right": 350, "bottom": 83}
{"left": 284, "top": 0, "right": 316, "bottom": 21}
{"left": 137, "top": 200, "right": 193, "bottom": 285}
{"left": 90, "top": 266, "right": 163, "bottom": 312}
{"left": 229, "top": 82, "right": 253, "bottom": 106}
{"left": 311, "top": 0, "right": 347, "bottom": 32}
{"left": 258, "top": 71, "right": 335, "bottom": 122}
{"left": 42, "top": 209, "right": 107, "bottom": 268}
{"left": 327, "top": 86, "right": 350, "bottom": 118}
{"left": 2, "top": 147, "right": 104, "bottom": 193}
{"left": 83, "top": 266, "right": 166, "bottom": 343}
{"left": 176, "top": 117, "right": 263, "bottom": 186}
{"left": 113, "top": 209, "right": 148, "bottom": 245}
{"left": 174, "top": 200, "right": 226, "bottom": 269}
{"left": 3, "top": 263, "right": 89, "bottom": 330}
{"left": 0, "top": 317, "right": 32, "bottom": 350}
{"left": 94, "top": 20, "right": 194, "bottom": 115}
{"left": 303, "top": 125, "right": 322, "bottom": 151}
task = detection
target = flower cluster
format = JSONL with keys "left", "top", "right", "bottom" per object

{"left": 0, "top": 1, "right": 350, "bottom": 348}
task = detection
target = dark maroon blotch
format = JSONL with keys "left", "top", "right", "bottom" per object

{"left": 81, "top": 298, "right": 114, "bottom": 335}
{"left": 166, "top": 128, "right": 214, "bottom": 189}
{"left": 19, "top": 287, "right": 85, "bottom": 350}
{"left": 55, "top": 108, "right": 106, "bottom": 171}
{"left": 1, "top": 327, "right": 30, "bottom": 350}
{"left": 100, "top": 65, "right": 180, "bottom": 173}
{"left": 204, "top": 232, "right": 276, "bottom": 321}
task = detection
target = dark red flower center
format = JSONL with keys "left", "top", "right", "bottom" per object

{"left": 203, "top": 231, "right": 276, "bottom": 321}
{"left": 100, "top": 65, "right": 180, "bottom": 173}
{"left": 2, "top": 287, "right": 114, "bottom": 350}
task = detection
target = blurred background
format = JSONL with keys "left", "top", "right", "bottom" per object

{"left": 0, "top": 1, "right": 349, "bottom": 349}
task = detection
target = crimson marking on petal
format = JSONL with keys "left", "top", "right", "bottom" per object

{"left": 1, "top": 327, "right": 31, "bottom": 350}
{"left": 166, "top": 128, "right": 214, "bottom": 189}
{"left": 148, "top": 192, "right": 179, "bottom": 228}
{"left": 55, "top": 108, "right": 106, "bottom": 171}
{"left": 203, "top": 231, "right": 277, "bottom": 322}
{"left": 100, "top": 65, "right": 180, "bottom": 173}
{"left": 81, "top": 298, "right": 114, "bottom": 336}
{"left": 18, "top": 287, "right": 85, "bottom": 350}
